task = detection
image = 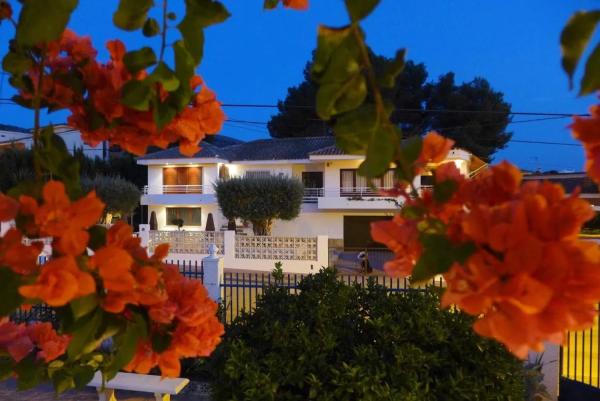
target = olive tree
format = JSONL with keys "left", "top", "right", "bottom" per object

{"left": 214, "top": 176, "right": 304, "bottom": 235}
{"left": 82, "top": 175, "right": 141, "bottom": 224}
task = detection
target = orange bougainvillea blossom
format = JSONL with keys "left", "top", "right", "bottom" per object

{"left": 572, "top": 101, "right": 600, "bottom": 183}
{"left": 372, "top": 131, "right": 600, "bottom": 357}
{"left": 25, "top": 30, "right": 226, "bottom": 156}
{"left": 0, "top": 319, "right": 70, "bottom": 363}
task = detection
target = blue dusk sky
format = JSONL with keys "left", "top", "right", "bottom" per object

{"left": 0, "top": 0, "right": 597, "bottom": 171}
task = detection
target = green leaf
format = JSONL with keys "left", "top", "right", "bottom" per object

{"left": 178, "top": 0, "right": 229, "bottom": 65}
{"left": 0, "top": 268, "right": 24, "bottom": 316}
{"left": 171, "top": 41, "right": 195, "bottom": 110}
{"left": 433, "top": 180, "right": 458, "bottom": 204}
{"left": 105, "top": 313, "right": 147, "bottom": 378}
{"left": 580, "top": 43, "right": 600, "bottom": 95}
{"left": 15, "top": 356, "right": 47, "bottom": 391}
{"left": 334, "top": 104, "right": 378, "bottom": 154}
{"left": 87, "top": 225, "right": 107, "bottom": 251}
{"left": 344, "top": 0, "right": 380, "bottom": 22}
{"left": 263, "top": 0, "right": 279, "bottom": 9}
{"left": 312, "top": 25, "right": 355, "bottom": 78}
{"left": 0, "top": 357, "right": 14, "bottom": 381}
{"left": 151, "top": 331, "right": 172, "bottom": 353}
{"left": 121, "top": 79, "right": 153, "bottom": 111}
{"left": 16, "top": 0, "right": 78, "bottom": 47}
{"left": 123, "top": 47, "right": 157, "bottom": 74}
{"left": 177, "top": 13, "right": 205, "bottom": 65}
{"left": 51, "top": 370, "right": 75, "bottom": 395}
{"left": 378, "top": 49, "right": 406, "bottom": 88}
{"left": 36, "top": 126, "right": 81, "bottom": 196}
{"left": 151, "top": 62, "right": 180, "bottom": 91}
{"left": 72, "top": 365, "right": 95, "bottom": 388}
{"left": 154, "top": 98, "right": 178, "bottom": 130}
{"left": 70, "top": 294, "right": 99, "bottom": 320}
{"left": 142, "top": 17, "right": 160, "bottom": 37}
{"left": 113, "top": 0, "right": 154, "bottom": 31}
{"left": 411, "top": 234, "right": 475, "bottom": 282}
{"left": 358, "top": 124, "right": 398, "bottom": 178}
{"left": 560, "top": 10, "right": 600, "bottom": 88}
{"left": 67, "top": 309, "right": 103, "bottom": 360}
{"left": 316, "top": 75, "right": 367, "bottom": 120}
{"left": 2, "top": 51, "right": 32, "bottom": 75}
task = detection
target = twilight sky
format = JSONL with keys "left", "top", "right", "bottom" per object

{"left": 0, "top": 0, "right": 597, "bottom": 171}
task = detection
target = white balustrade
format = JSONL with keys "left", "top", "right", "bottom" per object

{"left": 143, "top": 185, "right": 212, "bottom": 195}
{"left": 148, "top": 231, "right": 224, "bottom": 254}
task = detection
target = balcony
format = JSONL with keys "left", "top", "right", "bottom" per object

{"left": 141, "top": 185, "right": 216, "bottom": 205}
{"left": 303, "top": 187, "right": 400, "bottom": 210}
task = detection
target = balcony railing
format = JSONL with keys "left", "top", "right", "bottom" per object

{"left": 143, "top": 185, "right": 211, "bottom": 195}
{"left": 302, "top": 187, "right": 396, "bottom": 202}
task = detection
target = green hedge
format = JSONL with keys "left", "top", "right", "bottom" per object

{"left": 207, "top": 269, "right": 525, "bottom": 401}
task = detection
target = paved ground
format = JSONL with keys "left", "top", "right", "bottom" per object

{"left": 0, "top": 380, "right": 211, "bottom": 401}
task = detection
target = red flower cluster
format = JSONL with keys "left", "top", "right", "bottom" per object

{"left": 373, "top": 132, "right": 600, "bottom": 357}
{"left": 124, "top": 265, "right": 224, "bottom": 377}
{"left": 0, "top": 319, "right": 70, "bottom": 363}
{"left": 572, "top": 102, "right": 600, "bottom": 183}
{"left": 23, "top": 30, "right": 225, "bottom": 156}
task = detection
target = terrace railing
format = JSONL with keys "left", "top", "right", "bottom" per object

{"left": 142, "top": 184, "right": 211, "bottom": 194}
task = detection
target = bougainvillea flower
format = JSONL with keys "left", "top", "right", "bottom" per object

{"left": 572, "top": 103, "right": 600, "bottom": 183}
{"left": 0, "top": 193, "right": 19, "bottom": 221}
{"left": 418, "top": 131, "right": 455, "bottom": 164}
{"left": 19, "top": 256, "right": 95, "bottom": 306}
{"left": 19, "top": 180, "right": 104, "bottom": 256}
{"left": 27, "top": 322, "right": 70, "bottom": 362}
{"left": 0, "top": 2, "right": 12, "bottom": 20}
{"left": 0, "top": 319, "right": 34, "bottom": 362}
{"left": 0, "top": 228, "right": 43, "bottom": 275}
{"left": 283, "top": 0, "right": 308, "bottom": 10}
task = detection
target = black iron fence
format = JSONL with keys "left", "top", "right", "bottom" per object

{"left": 560, "top": 309, "right": 600, "bottom": 389}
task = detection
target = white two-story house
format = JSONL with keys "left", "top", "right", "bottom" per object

{"left": 137, "top": 135, "right": 483, "bottom": 251}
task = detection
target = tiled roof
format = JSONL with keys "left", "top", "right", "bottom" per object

{"left": 309, "top": 145, "right": 346, "bottom": 156}
{"left": 138, "top": 135, "right": 340, "bottom": 161}
{"left": 228, "top": 136, "right": 336, "bottom": 161}
{"left": 0, "top": 124, "right": 30, "bottom": 133}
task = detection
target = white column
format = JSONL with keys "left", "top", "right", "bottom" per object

{"left": 202, "top": 244, "right": 224, "bottom": 301}
{"left": 223, "top": 230, "right": 236, "bottom": 269}
{"left": 529, "top": 343, "right": 559, "bottom": 401}
{"left": 316, "top": 235, "right": 329, "bottom": 271}
{"left": 138, "top": 224, "right": 150, "bottom": 248}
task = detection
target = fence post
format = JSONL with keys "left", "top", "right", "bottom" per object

{"left": 529, "top": 343, "right": 559, "bottom": 400}
{"left": 138, "top": 224, "right": 150, "bottom": 248}
{"left": 203, "top": 244, "right": 224, "bottom": 302}
{"left": 223, "top": 230, "right": 235, "bottom": 268}
{"left": 317, "top": 235, "right": 329, "bottom": 270}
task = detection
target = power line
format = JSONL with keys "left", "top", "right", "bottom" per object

{"left": 0, "top": 97, "right": 592, "bottom": 117}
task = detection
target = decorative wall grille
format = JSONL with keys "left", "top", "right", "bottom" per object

{"left": 235, "top": 235, "right": 318, "bottom": 260}
{"left": 148, "top": 231, "right": 224, "bottom": 254}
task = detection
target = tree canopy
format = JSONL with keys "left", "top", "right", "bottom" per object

{"left": 268, "top": 54, "right": 512, "bottom": 161}
{"left": 214, "top": 175, "right": 304, "bottom": 235}
{"left": 81, "top": 175, "right": 141, "bottom": 222}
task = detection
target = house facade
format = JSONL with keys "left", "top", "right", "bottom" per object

{"left": 138, "top": 136, "right": 482, "bottom": 251}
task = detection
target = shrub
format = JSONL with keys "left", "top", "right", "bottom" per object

{"left": 81, "top": 175, "right": 141, "bottom": 222}
{"left": 208, "top": 269, "right": 524, "bottom": 401}
{"left": 214, "top": 175, "right": 304, "bottom": 235}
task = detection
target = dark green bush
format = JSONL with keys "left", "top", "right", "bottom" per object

{"left": 208, "top": 269, "right": 524, "bottom": 401}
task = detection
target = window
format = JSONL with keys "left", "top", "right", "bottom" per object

{"left": 166, "top": 208, "right": 202, "bottom": 226}
{"left": 340, "top": 169, "right": 394, "bottom": 196}
{"left": 245, "top": 170, "right": 271, "bottom": 179}
{"left": 163, "top": 167, "right": 202, "bottom": 193}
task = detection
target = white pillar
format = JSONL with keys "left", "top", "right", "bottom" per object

{"left": 223, "top": 230, "right": 236, "bottom": 269}
{"left": 529, "top": 342, "right": 559, "bottom": 401}
{"left": 202, "top": 244, "right": 224, "bottom": 301}
{"left": 316, "top": 235, "right": 329, "bottom": 271}
{"left": 138, "top": 224, "right": 150, "bottom": 247}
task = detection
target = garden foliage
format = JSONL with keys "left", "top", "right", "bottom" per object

{"left": 209, "top": 269, "right": 525, "bottom": 401}
{"left": 214, "top": 175, "right": 304, "bottom": 235}
{"left": 81, "top": 175, "right": 141, "bottom": 222}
